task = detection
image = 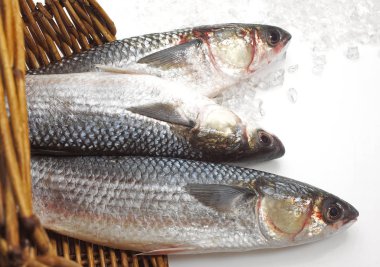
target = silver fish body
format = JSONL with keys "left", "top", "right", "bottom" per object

{"left": 27, "top": 72, "right": 284, "bottom": 161}
{"left": 29, "top": 24, "right": 291, "bottom": 97}
{"left": 32, "top": 156, "right": 358, "bottom": 254}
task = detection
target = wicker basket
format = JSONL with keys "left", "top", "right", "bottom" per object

{"left": 0, "top": 1, "right": 169, "bottom": 266}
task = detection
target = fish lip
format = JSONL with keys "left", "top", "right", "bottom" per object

{"left": 282, "top": 29, "right": 292, "bottom": 45}
{"left": 345, "top": 205, "right": 359, "bottom": 223}
{"left": 272, "top": 134, "right": 285, "bottom": 159}
{"left": 283, "top": 30, "right": 292, "bottom": 45}
{"left": 258, "top": 134, "right": 285, "bottom": 161}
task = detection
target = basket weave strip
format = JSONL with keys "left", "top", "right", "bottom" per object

{"left": 1, "top": 1, "right": 169, "bottom": 266}
{"left": 48, "top": 231, "right": 169, "bottom": 267}
{"left": 21, "top": 0, "right": 117, "bottom": 70}
{"left": 0, "top": 1, "right": 71, "bottom": 266}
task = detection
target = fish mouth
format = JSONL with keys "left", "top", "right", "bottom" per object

{"left": 282, "top": 30, "right": 292, "bottom": 47}
{"left": 344, "top": 205, "right": 359, "bottom": 224}
{"left": 269, "top": 134, "right": 286, "bottom": 160}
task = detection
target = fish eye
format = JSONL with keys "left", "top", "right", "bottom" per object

{"left": 259, "top": 131, "right": 272, "bottom": 147}
{"left": 267, "top": 28, "right": 281, "bottom": 46}
{"left": 323, "top": 200, "right": 343, "bottom": 223}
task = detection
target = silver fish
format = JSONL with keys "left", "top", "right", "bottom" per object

{"left": 27, "top": 72, "right": 284, "bottom": 162}
{"left": 29, "top": 24, "right": 291, "bottom": 97}
{"left": 32, "top": 156, "right": 358, "bottom": 254}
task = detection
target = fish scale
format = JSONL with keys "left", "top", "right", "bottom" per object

{"left": 29, "top": 110, "right": 199, "bottom": 157}
{"left": 31, "top": 156, "right": 358, "bottom": 254}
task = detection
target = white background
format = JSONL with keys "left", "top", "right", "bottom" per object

{"left": 98, "top": 1, "right": 380, "bottom": 266}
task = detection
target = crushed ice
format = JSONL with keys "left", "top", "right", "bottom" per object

{"left": 261, "top": 0, "right": 380, "bottom": 49}
{"left": 113, "top": 0, "right": 380, "bottom": 123}
{"left": 218, "top": 87, "right": 266, "bottom": 123}
{"left": 193, "top": 0, "right": 377, "bottom": 122}
{"left": 217, "top": 53, "right": 287, "bottom": 122}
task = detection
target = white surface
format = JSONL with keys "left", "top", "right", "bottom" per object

{"left": 98, "top": 1, "right": 380, "bottom": 266}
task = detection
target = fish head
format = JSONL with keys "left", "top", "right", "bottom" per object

{"left": 293, "top": 194, "right": 359, "bottom": 243}
{"left": 252, "top": 25, "right": 291, "bottom": 71}
{"left": 192, "top": 24, "right": 291, "bottom": 77}
{"left": 194, "top": 108, "right": 285, "bottom": 161}
{"left": 254, "top": 177, "right": 359, "bottom": 248}
{"left": 245, "top": 128, "right": 285, "bottom": 161}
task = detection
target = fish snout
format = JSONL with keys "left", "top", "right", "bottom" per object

{"left": 272, "top": 134, "right": 286, "bottom": 159}
{"left": 345, "top": 204, "right": 359, "bottom": 223}
{"left": 245, "top": 129, "right": 285, "bottom": 161}
{"left": 281, "top": 29, "right": 292, "bottom": 46}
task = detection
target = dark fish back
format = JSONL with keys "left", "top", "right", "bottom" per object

{"left": 29, "top": 108, "right": 204, "bottom": 159}
{"left": 28, "top": 28, "right": 193, "bottom": 75}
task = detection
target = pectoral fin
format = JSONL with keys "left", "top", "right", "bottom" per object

{"left": 185, "top": 184, "right": 256, "bottom": 212}
{"left": 137, "top": 39, "right": 203, "bottom": 68}
{"left": 127, "top": 103, "right": 195, "bottom": 128}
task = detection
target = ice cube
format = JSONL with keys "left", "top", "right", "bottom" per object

{"left": 243, "top": 88, "right": 256, "bottom": 102}
{"left": 287, "top": 65, "right": 299, "bottom": 73}
{"left": 256, "top": 81, "right": 269, "bottom": 90}
{"left": 346, "top": 46, "right": 360, "bottom": 60}
{"left": 270, "top": 69, "right": 285, "bottom": 87}
{"left": 252, "top": 99, "right": 265, "bottom": 119}
{"left": 312, "top": 55, "right": 327, "bottom": 75}
{"left": 287, "top": 88, "right": 298, "bottom": 103}
{"left": 313, "top": 55, "right": 327, "bottom": 65}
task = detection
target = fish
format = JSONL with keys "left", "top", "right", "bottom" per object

{"left": 26, "top": 72, "right": 284, "bottom": 162}
{"left": 31, "top": 156, "right": 359, "bottom": 254}
{"left": 29, "top": 23, "right": 291, "bottom": 97}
